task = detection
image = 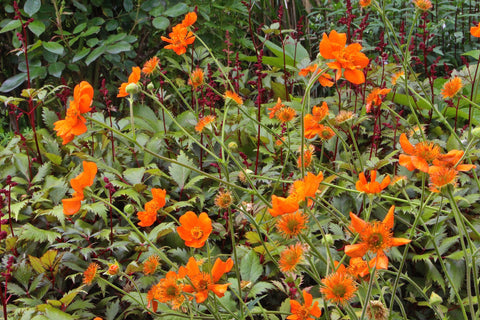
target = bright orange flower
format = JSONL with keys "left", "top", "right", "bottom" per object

{"left": 276, "top": 107, "right": 296, "bottom": 123}
{"left": 137, "top": 188, "right": 167, "bottom": 227}
{"left": 224, "top": 90, "right": 243, "bottom": 105}
{"left": 347, "top": 257, "right": 369, "bottom": 278}
{"left": 143, "top": 255, "right": 160, "bottom": 275}
{"left": 441, "top": 76, "right": 463, "bottom": 99}
{"left": 320, "top": 263, "right": 357, "bottom": 304}
{"left": 276, "top": 211, "right": 308, "bottom": 238}
{"left": 428, "top": 165, "right": 458, "bottom": 192}
{"left": 268, "top": 97, "right": 284, "bottom": 118}
{"left": 355, "top": 170, "right": 390, "bottom": 194}
{"left": 269, "top": 194, "right": 299, "bottom": 217}
{"left": 142, "top": 56, "right": 160, "bottom": 76}
{"left": 287, "top": 290, "right": 322, "bottom": 320}
{"left": 118, "top": 66, "right": 141, "bottom": 97}
{"left": 312, "top": 102, "right": 329, "bottom": 122}
{"left": 359, "top": 0, "right": 371, "bottom": 7}
{"left": 179, "top": 256, "right": 233, "bottom": 303}
{"left": 298, "top": 149, "right": 313, "bottom": 169}
{"left": 279, "top": 243, "right": 304, "bottom": 273}
{"left": 195, "top": 115, "right": 216, "bottom": 133}
{"left": 177, "top": 211, "right": 212, "bottom": 248}
{"left": 107, "top": 262, "right": 120, "bottom": 276}
{"left": 344, "top": 206, "right": 411, "bottom": 270}
{"left": 318, "top": 73, "right": 334, "bottom": 87}
{"left": 399, "top": 133, "right": 441, "bottom": 172}
{"left": 299, "top": 64, "right": 318, "bottom": 77}
{"left": 412, "top": 0, "right": 433, "bottom": 11}
{"left": 161, "top": 13, "right": 197, "bottom": 55}
{"left": 181, "top": 12, "right": 197, "bottom": 27}
{"left": 63, "top": 161, "right": 97, "bottom": 215}
{"left": 147, "top": 270, "right": 185, "bottom": 311}
{"left": 471, "top": 22, "right": 480, "bottom": 37}
{"left": 214, "top": 190, "right": 233, "bottom": 208}
{"left": 319, "top": 30, "right": 369, "bottom": 84}
{"left": 433, "top": 150, "right": 476, "bottom": 172}
{"left": 83, "top": 262, "right": 99, "bottom": 285}
{"left": 365, "top": 88, "right": 391, "bottom": 113}
{"left": 189, "top": 68, "right": 204, "bottom": 88}
{"left": 317, "top": 125, "right": 335, "bottom": 140}
{"left": 391, "top": 71, "right": 404, "bottom": 85}
{"left": 94, "top": 317, "right": 102, "bottom": 320}
{"left": 292, "top": 172, "right": 324, "bottom": 203}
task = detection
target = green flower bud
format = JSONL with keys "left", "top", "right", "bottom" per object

{"left": 124, "top": 204, "right": 134, "bottom": 215}
{"left": 147, "top": 82, "right": 155, "bottom": 91}
{"left": 125, "top": 82, "right": 139, "bottom": 95}
{"left": 228, "top": 142, "right": 238, "bottom": 151}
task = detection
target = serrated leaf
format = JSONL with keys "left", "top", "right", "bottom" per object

{"left": 169, "top": 151, "right": 193, "bottom": 189}
{"left": 247, "top": 281, "right": 275, "bottom": 298}
{"left": 40, "top": 250, "right": 58, "bottom": 268}
{"left": 123, "top": 167, "right": 145, "bottom": 185}
{"left": 148, "top": 222, "right": 175, "bottom": 242}
{"left": 32, "top": 162, "right": 52, "bottom": 184}
{"left": 241, "top": 250, "right": 262, "bottom": 283}
{"left": 44, "top": 153, "right": 62, "bottom": 165}
{"left": 42, "top": 107, "right": 59, "bottom": 130}
{"left": 106, "top": 299, "right": 120, "bottom": 320}
{"left": 29, "top": 255, "right": 46, "bottom": 273}
{"left": 18, "top": 224, "right": 61, "bottom": 244}
{"left": 43, "top": 305, "right": 75, "bottom": 320}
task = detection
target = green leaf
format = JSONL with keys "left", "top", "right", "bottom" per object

{"left": 240, "top": 250, "right": 262, "bottom": 283}
{"left": 106, "top": 41, "right": 131, "bottom": 54}
{"left": 44, "top": 305, "right": 76, "bottom": 320}
{"left": 42, "top": 107, "right": 59, "bottom": 130}
{"left": 24, "top": 0, "right": 41, "bottom": 16}
{"left": 48, "top": 62, "right": 65, "bottom": 78}
{"left": 28, "top": 20, "right": 45, "bottom": 36}
{"left": 152, "top": 17, "right": 169, "bottom": 30}
{"left": 85, "top": 46, "right": 105, "bottom": 65}
{"left": 72, "top": 47, "right": 90, "bottom": 63}
{"left": 32, "top": 162, "right": 52, "bottom": 184}
{"left": 42, "top": 42, "right": 64, "bottom": 55}
{"left": 73, "top": 22, "right": 86, "bottom": 34}
{"left": 106, "top": 299, "right": 120, "bottom": 320}
{"left": 0, "top": 73, "right": 28, "bottom": 93}
{"left": 123, "top": 167, "right": 146, "bottom": 185}
{"left": 462, "top": 49, "right": 480, "bottom": 60}
{"left": 44, "top": 153, "right": 62, "bottom": 165}
{"left": 169, "top": 151, "right": 193, "bottom": 189}
{"left": 0, "top": 20, "right": 21, "bottom": 33}
{"left": 18, "top": 224, "right": 61, "bottom": 244}
{"left": 163, "top": 3, "right": 188, "bottom": 17}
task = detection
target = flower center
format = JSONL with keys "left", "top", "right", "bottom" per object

{"left": 368, "top": 232, "right": 384, "bottom": 249}
{"left": 415, "top": 142, "right": 440, "bottom": 162}
{"left": 191, "top": 226, "right": 203, "bottom": 240}
{"left": 166, "top": 285, "right": 178, "bottom": 297}
{"left": 332, "top": 283, "right": 347, "bottom": 298}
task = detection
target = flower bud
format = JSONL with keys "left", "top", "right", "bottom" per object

{"left": 125, "top": 82, "right": 139, "bottom": 95}
{"left": 147, "top": 82, "right": 155, "bottom": 91}
{"left": 124, "top": 204, "right": 134, "bottom": 215}
{"left": 228, "top": 142, "right": 238, "bottom": 151}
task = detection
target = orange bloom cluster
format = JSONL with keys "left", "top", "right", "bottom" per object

{"left": 143, "top": 255, "right": 160, "bottom": 275}
{"left": 471, "top": 22, "right": 480, "bottom": 37}
{"left": 268, "top": 98, "right": 285, "bottom": 119}
{"left": 137, "top": 188, "right": 167, "bottom": 227}
{"left": 142, "top": 56, "right": 160, "bottom": 76}
{"left": 365, "top": 88, "right": 391, "bottom": 113}
{"left": 441, "top": 76, "right": 462, "bottom": 99}
{"left": 83, "top": 262, "right": 99, "bottom": 285}
{"left": 413, "top": 0, "right": 433, "bottom": 11}
{"left": 288, "top": 290, "right": 322, "bottom": 320}
{"left": 62, "top": 161, "right": 97, "bottom": 216}
{"left": 195, "top": 115, "right": 216, "bottom": 133}
{"left": 279, "top": 243, "right": 304, "bottom": 273}
{"left": 398, "top": 133, "right": 441, "bottom": 173}
{"left": 147, "top": 270, "right": 185, "bottom": 311}
{"left": 320, "top": 263, "right": 357, "bottom": 304}
{"left": 225, "top": 90, "right": 243, "bottom": 105}
{"left": 53, "top": 81, "right": 94, "bottom": 145}
{"left": 118, "top": 66, "right": 141, "bottom": 97}
{"left": 304, "top": 102, "right": 335, "bottom": 140}
{"left": 319, "top": 30, "right": 369, "bottom": 84}
{"left": 355, "top": 170, "right": 390, "bottom": 194}
{"left": 359, "top": 0, "right": 372, "bottom": 7}
{"left": 161, "top": 12, "right": 197, "bottom": 55}
{"left": 177, "top": 211, "right": 212, "bottom": 248}
{"left": 189, "top": 68, "right": 204, "bottom": 88}
{"left": 345, "top": 206, "right": 411, "bottom": 270}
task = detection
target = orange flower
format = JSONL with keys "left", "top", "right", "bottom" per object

{"left": 137, "top": 188, "right": 167, "bottom": 227}
{"left": 53, "top": 81, "right": 94, "bottom": 144}
{"left": 188, "top": 68, "right": 204, "bottom": 88}
{"left": 441, "top": 76, "right": 463, "bottom": 99}
{"left": 224, "top": 90, "right": 243, "bottom": 105}
{"left": 195, "top": 115, "right": 216, "bottom": 133}
{"left": 148, "top": 270, "right": 185, "bottom": 311}
{"left": 287, "top": 290, "right": 322, "bottom": 320}
{"left": 118, "top": 66, "right": 141, "bottom": 97}
{"left": 276, "top": 211, "right": 308, "bottom": 238}
{"left": 319, "top": 30, "right": 369, "bottom": 84}
{"left": 268, "top": 97, "right": 284, "bottom": 118}
{"left": 161, "top": 12, "right": 197, "bottom": 55}
{"left": 355, "top": 170, "right": 390, "bottom": 194}
{"left": 181, "top": 12, "right": 197, "bottom": 27}
{"left": 269, "top": 194, "right": 299, "bottom": 217}
{"left": 143, "top": 255, "right": 160, "bottom": 275}
{"left": 107, "top": 262, "right": 120, "bottom": 276}
{"left": 279, "top": 243, "right": 304, "bottom": 273}
{"left": 344, "top": 206, "right": 411, "bottom": 270}
{"left": 365, "top": 88, "right": 391, "bottom": 113}
{"left": 93, "top": 318, "right": 102, "bottom": 320}
{"left": 399, "top": 133, "right": 441, "bottom": 172}
{"left": 471, "top": 22, "right": 480, "bottom": 37}
{"left": 292, "top": 172, "right": 324, "bottom": 204}
{"left": 320, "top": 263, "right": 357, "bottom": 304}
{"left": 428, "top": 165, "right": 458, "bottom": 192}
{"left": 298, "top": 148, "right": 313, "bottom": 168}
{"left": 433, "top": 150, "right": 476, "bottom": 172}
{"left": 359, "top": 0, "right": 371, "bottom": 7}
{"left": 318, "top": 125, "right": 335, "bottom": 140}
{"left": 412, "top": 0, "right": 432, "bottom": 11}
{"left": 304, "top": 102, "right": 333, "bottom": 139}
{"left": 347, "top": 257, "right": 369, "bottom": 278}
{"left": 83, "top": 262, "right": 99, "bottom": 285}
{"left": 142, "top": 56, "right": 160, "bottom": 76}
{"left": 276, "top": 107, "right": 296, "bottom": 123}
{"left": 179, "top": 256, "right": 233, "bottom": 303}
{"left": 391, "top": 71, "right": 404, "bottom": 85}
{"left": 62, "top": 161, "right": 97, "bottom": 215}
{"left": 318, "top": 73, "right": 334, "bottom": 87}
{"left": 214, "top": 190, "right": 233, "bottom": 208}
{"left": 299, "top": 64, "right": 318, "bottom": 77}
{"left": 312, "top": 102, "right": 329, "bottom": 122}
{"left": 177, "top": 211, "right": 212, "bottom": 248}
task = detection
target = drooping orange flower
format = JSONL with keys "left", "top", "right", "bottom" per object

{"left": 304, "top": 103, "right": 334, "bottom": 139}
{"left": 269, "top": 194, "right": 299, "bottom": 217}
{"left": 355, "top": 170, "right": 391, "bottom": 194}
{"left": 287, "top": 290, "right": 322, "bottom": 320}
{"left": 365, "top": 88, "right": 391, "bottom": 113}
{"left": 188, "top": 68, "right": 204, "bottom": 88}
{"left": 344, "top": 206, "right": 411, "bottom": 270}
{"left": 292, "top": 172, "right": 324, "bottom": 204}
{"left": 427, "top": 165, "right": 458, "bottom": 192}
{"left": 268, "top": 97, "right": 284, "bottom": 118}
{"left": 179, "top": 256, "right": 233, "bottom": 303}
{"left": 181, "top": 11, "right": 197, "bottom": 27}
{"left": 62, "top": 161, "right": 97, "bottom": 215}
{"left": 299, "top": 64, "right": 318, "bottom": 77}
{"left": 441, "top": 76, "right": 463, "bottom": 99}
{"left": 147, "top": 270, "right": 185, "bottom": 311}
{"left": 117, "top": 66, "right": 141, "bottom": 97}
{"left": 83, "top": 262, "right": 99, "bottom": 285}
{"left": 195, "top": 115, "right": 216, "bottom": 133}
{"left": 137, "top": 188, "right": 167, "bottom": 227}
{"left": 279, "top": 243, "right": 304, "bottom": 273}
{"left": 53, "top": 81, "right": 94, "bottom": 144}
{"left": 412, "top": 0, "right": 433, "bottom": 11}
{"left": 319, "top": 30, "right": 369, "bottom": 84}
{"left": 471, "top": 22, "right": 480, "bottom": 37}
{"left": 433, "top": 150, "right": 476, "bottom": 172}
{"left": 276, "top": 107, "right": 296, "bottom": 123}
{"left": 224, "top": 90, "right": 243, "bottom": 105}
{"left": 391, "top": 71, "right": 404, "bottom": 85}
{"left": 142, "top": 56, "right": 160, "bottom": 76}
{"left": 359, "top": 0, "right": 372, "bottom": 7}
{"left": 311, "top": 102, "right": 329, "bottom": 122}
{"left": 276, "top": 211, "right": 308, "bottom": 238}
{"left": 320, "top": 263, "right": 357, "bottom": 304}
{"left": 177, "top": 211, "right": 212, "bottom": 248}
{"left": 143, "top": 255, "right": 160, "bottom": 275}
{"left": 399, "top": 133, "right": 441, "bottom": 172}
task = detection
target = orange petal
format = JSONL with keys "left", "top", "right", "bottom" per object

{"left": 391, "top": 237, "right": 411, "bottom": 246}
{"left": 382, "top": 205, "right": 395, "bottom": 230}
{"left": 344, "top": 243, "right": 368, "bottom": 258}
{"left": 349, "top": 212, "right": 368, "bottom": 233}
{"left": 369, "top": 252, "right": 389, "bottom": 270}
{"left": 211, "top": 258, "right": 234, "bottom": 283}
{"left": 411, "top": 156, "right": 429, "bottom": 172}
{"left": 399, "top": 133, "right": 415, "bottom": 155}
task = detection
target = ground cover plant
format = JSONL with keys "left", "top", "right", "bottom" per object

{"left": 1, "top": 0, "right": 480, "bottom": 319}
